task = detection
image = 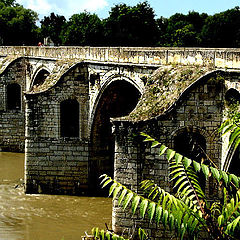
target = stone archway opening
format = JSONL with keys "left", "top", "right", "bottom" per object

{"left": 31, "top": 69, "right": 50, "bottom": 90}
{"left": 228, "top": 145, "right": 240, "bottom": 175}
{"left": 225, "top": 88, "right": 240, "bottom": 105}
{"left": 174, "top": 129, "right": 207, "bottom": 191}
{"left": 89, "top": 80, "right": 141, "bottom": 195}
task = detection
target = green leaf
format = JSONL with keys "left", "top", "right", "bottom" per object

{"left": 210, "top": 167, "right": 220, "bottom": 182}
{"left": 109, "top": 182, "right": 118, "bottom": 196}
{"left": 201, "top": 164, "right": 209, "bottom": 180}
{"left": 221, "top": 171, "right": 229, "bottom": 185}
{"left": 140, "top": 199, "right": 149, "bottom": 218}
{"left": 118, "top": 188, "right": 128, "bottom": 206}
{"left": 162, "top": 209, "right": 169, "bottom": 227}
{"left": 231, "top": 174, "right": 239, "bottom": 188}
{"left": 113, "top": 185, "right": 123, "bottom": 199}
{"left": 229, "top": 128, "right": 240, "bottom": 146}
{"left": 132, "top": 195, "right": 141, "bottom": 215}
{"left": 193, "top": 161, "right": 201, "bottom": 172}
{"left": 183, "top": 157, "right": 192, "bottom": 169}
{"left": 169, "top": 214, "right": 175, "bottom": 230}
{"left": 151, "top": 141, "right": 160, "bottom": 147}
{"left": 148, "top": 202, "right": 156, "bottom": 223}
{"left": 159, "top": 144, "right": 168, "bottom": 155}
{"left": 138, "top": 228, "right": 147, "bottom": 240}
{"left": 123, "top": 192, "right": 134, "bottom": 210}
{"left": 232, "top": 215, "right": 240, "bottom": 233}
{"left": 106, "top": 232, "right": 111, "bottom": 240}
{"left": 102, "top": 179, "right": 112, "bottom": 188}
{"left": 100, "top": 229, "right": 105, "bottom": 240}
{"left": 166, "top": 149, "right": 176, "bottom": 161}
{"left": 155, "top": 205, "right": 163, "bottom": 224}
{"left": 175, "top": 153, "right": 183, "bottom": 165}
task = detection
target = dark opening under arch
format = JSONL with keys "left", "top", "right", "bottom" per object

{"left": 225, "top": 88, "right": 240, "bottom": 105}
{"left": 89, "top": 80, "right": 141, "bottom": 195}
{"left": 228, "top": 145, "right": 240, "bottom": 176}
{"left": 32, "top": 69, "right": 50, "bottom": 89}
{"left": 60, "top": 99, "right": 79, "bottom": 137}
{"left": 174, "top": 129, "right": 207, "bottom": 190}
{"left": 7, "top": 83, "right": 21, "bottom": 110}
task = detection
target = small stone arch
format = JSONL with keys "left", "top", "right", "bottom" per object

{"left": 226, "top": 145, "right": 240, "bottom": 175}
{"left": 172, "top": 127, "right": 207, "bottom": 190}
{"left": 60, "top": 98, "right": 80, "bottom": 138}
{"left": 6, "top": 83, "right": 21, "bottom": 110}
{"left": 225, "top": 88, "right": 240, "bottom": 105}
{"left": 173, "top": 127, "right": 207, "bottom": 162}
{"left": 31, "top": 67, "right": 50, "bottom": 90}
{"left": 223, "top": 142, "right": 240, "bottom": 174}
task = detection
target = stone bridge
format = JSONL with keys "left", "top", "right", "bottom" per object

{"left": 1, "top": 46, "right": 240, "bottom": 238}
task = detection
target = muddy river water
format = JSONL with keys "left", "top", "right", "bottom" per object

{"left": 0, "top": 152, "right": 112, "bottom": 240}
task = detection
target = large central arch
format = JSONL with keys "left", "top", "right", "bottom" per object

{"left": 89, "top": 78, "right": 141, "bottom": 194}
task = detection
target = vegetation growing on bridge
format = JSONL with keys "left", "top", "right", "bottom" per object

{"left": 1, "top": 0, "right": 240, "bottom": 48}
{"left": 127, "top": 64, "right": 216, "bottom": 122}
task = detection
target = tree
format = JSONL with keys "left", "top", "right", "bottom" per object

{"left": 60, "top": 12, "right": 103, "bottom": 46}
{"left": 0, "top": 2, "right": 39, "bottom": 45}
{"left": 40, "top": 12, "right": 66, "bottom": 46}
{"left": 92, "top": 125, "right": 240, "bottom": 239}
{"left": 161, "top": 11, "right": 207, "bottom": 47}
{"left": 104, "top": 1, "right": 159, "bottom": 46}
{"left": 201, "top": 7, "right": 240, "bottom": 47}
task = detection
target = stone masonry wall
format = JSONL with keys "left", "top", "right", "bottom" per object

{"left": 0, "top": 58, "right": 26, "bottom": 152}
{"left": 25, "top": 63, "right": 90, "bottom": 195}
{"left": 112, "top": 72, "right": 231, "bottom": 239}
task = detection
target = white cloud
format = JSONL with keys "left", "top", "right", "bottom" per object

{"left": 16, "top": 0, "right": 55, "bottom": 14}
{"left": 16, "top": 0, "right": 109, "bottom": 18}
{"left": 79, "top": 0, "right": 108, "bottom": 12}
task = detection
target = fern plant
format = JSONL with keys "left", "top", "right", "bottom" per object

{"left": 92, "top": 119, "right": 240, "bottom": 240}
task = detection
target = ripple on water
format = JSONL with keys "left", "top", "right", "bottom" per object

{"left": 0, "top": 152, "right": 112, "bottom": 240}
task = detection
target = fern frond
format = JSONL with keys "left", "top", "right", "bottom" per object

{"left": 92, "top": 228, "right": 129, "bottom": 240}
{"left": 100, "top": 174, "right": 203, "bottom": 238}
{"left": 140, "top": 133, "right": 240, "bottom": 191}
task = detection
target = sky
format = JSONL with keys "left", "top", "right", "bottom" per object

{"left": 15, "top": 0, "right": 240, "bottom": 21}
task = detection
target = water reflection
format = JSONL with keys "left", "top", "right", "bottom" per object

{"left": 0, "top": 152, "right": 112, "bottom": 240}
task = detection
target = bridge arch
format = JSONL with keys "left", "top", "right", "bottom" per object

{"left": 30, "top": 67, "right": 50, "bottom": 90}
{"left": 89, "top": 74, "right": 144, "bottom": 131}
{"left": 89, "top": 76, "right": 142, "bottom": 194}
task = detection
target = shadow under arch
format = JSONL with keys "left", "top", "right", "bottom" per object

{"left": 223, "top": 143, "right": 240, "bottom": 175}
{"left": 173, "top": 127, "right": 207, "bottom": 190}
{"left": 31, "top": 68, "right": 50, "bottom": 90}
{"left": 89, "top": 79, "right": 141, "bottom": 195}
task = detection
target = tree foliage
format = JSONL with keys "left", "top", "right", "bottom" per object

{"left": 103, "top": 1, "right": 159, "bottom": 46}
{"left": 40, "top": 12, "right": 66, "bottom": 46}
{"left": 92, "top": 126, "right": 240, "bottom": 240}
{"left": 60, "top": 11, "right": 103, "bottom": 46}
{"left": 1, "top": 1, "right": 240, "bottom": 47}
{"left": 0, "top": 0, "right": 39, "bottom": 45}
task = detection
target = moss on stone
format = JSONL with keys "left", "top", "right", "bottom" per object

{"left": 28, "top": 58, "right": 82, "bottom": 94}
{"left": 126, "top": 64, "right": 215, "bottom": 122}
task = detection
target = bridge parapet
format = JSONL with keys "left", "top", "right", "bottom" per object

{"left": 1, "top": 46, "right": 240, "bottom": 68}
